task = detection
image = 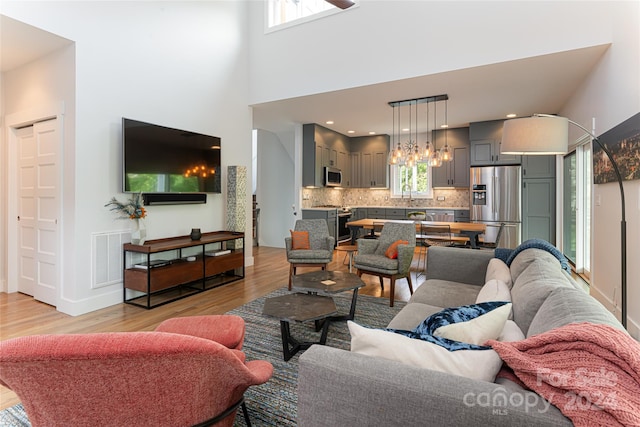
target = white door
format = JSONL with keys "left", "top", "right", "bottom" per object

{"left": 16, "top": 119, "right": 60, "bottom": 306}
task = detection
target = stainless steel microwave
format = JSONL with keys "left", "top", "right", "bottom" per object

{"left": 324, "top": 167, "right": 342, "bottom": 187}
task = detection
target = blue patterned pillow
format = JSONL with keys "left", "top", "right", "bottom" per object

{"left": 387, "top": 301, "right": 510, "bottom": 351}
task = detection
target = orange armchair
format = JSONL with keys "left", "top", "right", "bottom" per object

{"left": 0, "top": 315, "right": 272, "bottom": 427}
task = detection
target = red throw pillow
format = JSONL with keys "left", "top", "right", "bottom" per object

{"left": 290, "top": 230, "right": 310, "bottom": 250}
{"left": 385, "top": 240, "right": 409, "bottom": 259}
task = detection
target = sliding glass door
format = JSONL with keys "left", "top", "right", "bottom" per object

{"left": 562, "top": 140, "right": 592, "bottom": 279}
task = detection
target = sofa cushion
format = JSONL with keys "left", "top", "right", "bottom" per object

{"left": 348, "top": 321, "right": 504, "bottom": 383}
{"left": 433, "top": 303, "right": 512, "bottom": 345}
{"left": 387, "top": 302, "right": 444, "bottom": 330}
{"left": 527, "top": 287, "right": 625, "bottom": 337}
{"left": 476, "top": 279, "right": 511, "bottom": 304}
{"left": 485, "top": 258, "right": 513, "bottom": 289}
{"left": 409, "top": 279, "right": 481, "bottom": 308}
{"left": 390, "top": 301, "right": 511, "bottom": 351}
{"left": 499, "top": 320, "right": 525, "bottom": 342}
{"left": 510, "top": 254, "right": 575, "bottom": 335}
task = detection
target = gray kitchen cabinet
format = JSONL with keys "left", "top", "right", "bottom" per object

{"left": 385, "top": 208, "right": 407, "bottom": 219}
{"left": 454, "top": 209, "right": 470, "bottom": 222}
{"left": 348, "top": 152, "right": 361, "bottom": 188}
{"left": 522, "top": 155, "right": 556, "bottom": 179}
{"left": 367, "top": 208, "right": 386, "bottom": 218}
{"left": 361, "top": 150, "right": 388, "bottom": 188}
{"left": 302, "top": 124, "right": 351, "bottom": 187}
{"left": 522, "top": 177, "right": 556, "bottom": 244}
{"left": 351, "top": 207, "right": 367, "bottom": 220}
{"left": 469, "top": 120, "right": 521, "bottom": 166}
{"left": 432, "top": 128, "right": 470, "bottom": 187}
{"left": 351, "top": 134, "right": 390, "bottom": 188}
{"left": 337, "top": 150, "right": 350, "bottom": 187}
{"left": 303, "top": 124, "right": 388, "bottom": 188}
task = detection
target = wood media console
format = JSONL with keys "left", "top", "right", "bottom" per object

{"left": 123, "top": 231, "right": 245, "bottom": 309}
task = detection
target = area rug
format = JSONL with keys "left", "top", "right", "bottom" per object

{"left": 0, "top": 288, "right": 404, "bottom": 426}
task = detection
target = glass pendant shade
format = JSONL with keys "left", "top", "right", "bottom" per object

{"left": 440, "top": 144, "right": 453, "bottom": 162}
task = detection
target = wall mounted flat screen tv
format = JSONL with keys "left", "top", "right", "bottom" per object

{"left": 122, "top": 118, "right": 221, "bottom": 194}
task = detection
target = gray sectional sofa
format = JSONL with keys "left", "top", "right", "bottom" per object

{"left": 298, "top": 246, "right": 625, "bottom": 426}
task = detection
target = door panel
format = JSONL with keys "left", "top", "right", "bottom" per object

{"left": 16, "top": 119, "right": 59, "bottom": 306}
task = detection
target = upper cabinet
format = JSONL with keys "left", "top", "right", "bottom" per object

{"left": 303, "top": 124, "right": 389, "bottom": 188}
{"left": 351, "top": 135, "right": 389, "bottom": 188}
{"left": 469, "top": 120, "right": 521, "bottom": 166}
{"left": 302, "top": 124, "right": 351, "bottom": 187}
{"left": 431, "top": 127, "right": 470, "bottom": 188}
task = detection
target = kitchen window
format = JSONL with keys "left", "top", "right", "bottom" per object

{"left": 390, "top": 163, "right": 433, "bottom": 199}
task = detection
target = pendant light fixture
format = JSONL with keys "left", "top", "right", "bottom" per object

{"left": 388, "top": 94, "right": 448, "bottom": 167}
{"left": 439, "top": 98, "right": 453, "bottom": 162}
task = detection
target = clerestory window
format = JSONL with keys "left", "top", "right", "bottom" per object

{"left": 266, "top": 0, "right": 356, "bottom": 30}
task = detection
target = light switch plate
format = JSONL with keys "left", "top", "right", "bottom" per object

{"left": 437, "top": 196, "right": 445, "bottom": 201}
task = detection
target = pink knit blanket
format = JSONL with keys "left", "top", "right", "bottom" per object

{"left": 488, "top": 322, "right": 640, "bottom": 426}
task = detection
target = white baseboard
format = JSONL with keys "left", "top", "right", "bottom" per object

{"left": 56, "top": 289, "right": 123, "bottom": 317}
{"left": 589, "top": 285, "right": 639, "bottom": 340}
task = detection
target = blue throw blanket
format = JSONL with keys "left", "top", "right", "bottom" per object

{"left": 494, "top": 239, "right": 570, "bottom": 272}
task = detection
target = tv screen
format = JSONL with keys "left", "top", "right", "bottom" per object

{"left": 122, "top": 118, "right": 221, "bottom": 194}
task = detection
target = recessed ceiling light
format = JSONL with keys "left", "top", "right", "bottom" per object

{"left": 402, "top": 128, "right": 410, "bottom": 132}
{"left": 326, "top": 120, "right": 334, "bottom": 125}
{"left": 347, "top": 130, "right": 355, "bottom": 134}
{"left": 369, "top": 131, "right": 376, "bottom": 135}
{"left": 506, "top": 113, "right": 517, "bottom": 118}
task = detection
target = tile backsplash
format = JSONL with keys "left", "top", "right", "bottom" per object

{"left": 301, "top": 188, "right": 470, "bottom": 209}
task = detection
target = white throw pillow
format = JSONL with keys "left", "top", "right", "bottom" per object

{"left": 476, "top": 279, "right": 512, "bottom": 304}
{"left": 485, "top": 258, "right": 512, "bottom": 289}
{"left": 348, "top": 321, "right": 504, "bottom": 382}
{"left": 433, "top": 303, "right": 512, "bottom": 345}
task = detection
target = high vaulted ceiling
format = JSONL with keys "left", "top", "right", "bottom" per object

{"left": 2, "top": 14, "right": 609, "bottom": 138}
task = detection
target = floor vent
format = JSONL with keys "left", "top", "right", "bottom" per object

{"left": 92, "top": 230, "right": 130, "bottom": 289}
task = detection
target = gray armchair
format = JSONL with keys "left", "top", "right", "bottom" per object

{"left": 354, "top": 222, "right": 416, "bottom": 307}
{"left": 285, "top": 219, "right": 335, "bottom": 289}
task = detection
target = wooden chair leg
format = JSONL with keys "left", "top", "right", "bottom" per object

{"left": 406, "top": 273, "right": 414, "bottom": 295}
{"left": 389, "top": 277, "right": 396, "bottom": 307}
{"left": 288, "top": 264, "right": 294, "bottom": 290}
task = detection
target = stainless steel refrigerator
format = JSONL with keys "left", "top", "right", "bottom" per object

{"left": 470, "top": 166, "right": 522, "bottom": 249}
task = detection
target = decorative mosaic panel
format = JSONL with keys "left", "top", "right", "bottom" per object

{"left": 226, "top": 166, "right": 247, "bottom": 249}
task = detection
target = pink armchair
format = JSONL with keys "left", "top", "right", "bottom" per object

{"left": 0, "top": 315, "right": 272, "bottom": 427}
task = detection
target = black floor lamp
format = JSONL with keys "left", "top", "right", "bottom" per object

{"left": 501, "top": 114, "right": 627, "bottom": 329}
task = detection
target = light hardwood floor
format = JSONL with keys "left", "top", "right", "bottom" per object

{"left": 0, "top": 245, "right": 425, "bottom": 410}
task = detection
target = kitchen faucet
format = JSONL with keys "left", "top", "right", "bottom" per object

{"left": 401, "top": 184, "right": 413, "bottom": 206}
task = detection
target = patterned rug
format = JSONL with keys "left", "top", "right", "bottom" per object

{"left": 0, "top": 287, "right": 404, "bottom": 426}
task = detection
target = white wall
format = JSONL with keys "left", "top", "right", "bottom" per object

{"left": 560, "top": 1, "right": 640, "bottom": 338}
{"left": 255, "top": 128, "right": 296, "bottom": 247}
{"left": 2, "top": 1, "right": 252, "bottom": 315}
{"left": 248, "top": 1, "right": 616, "bottom": 105}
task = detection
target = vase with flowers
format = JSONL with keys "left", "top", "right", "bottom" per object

{"left": 105, "top": 193, "right": 148, "bottom": 245}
